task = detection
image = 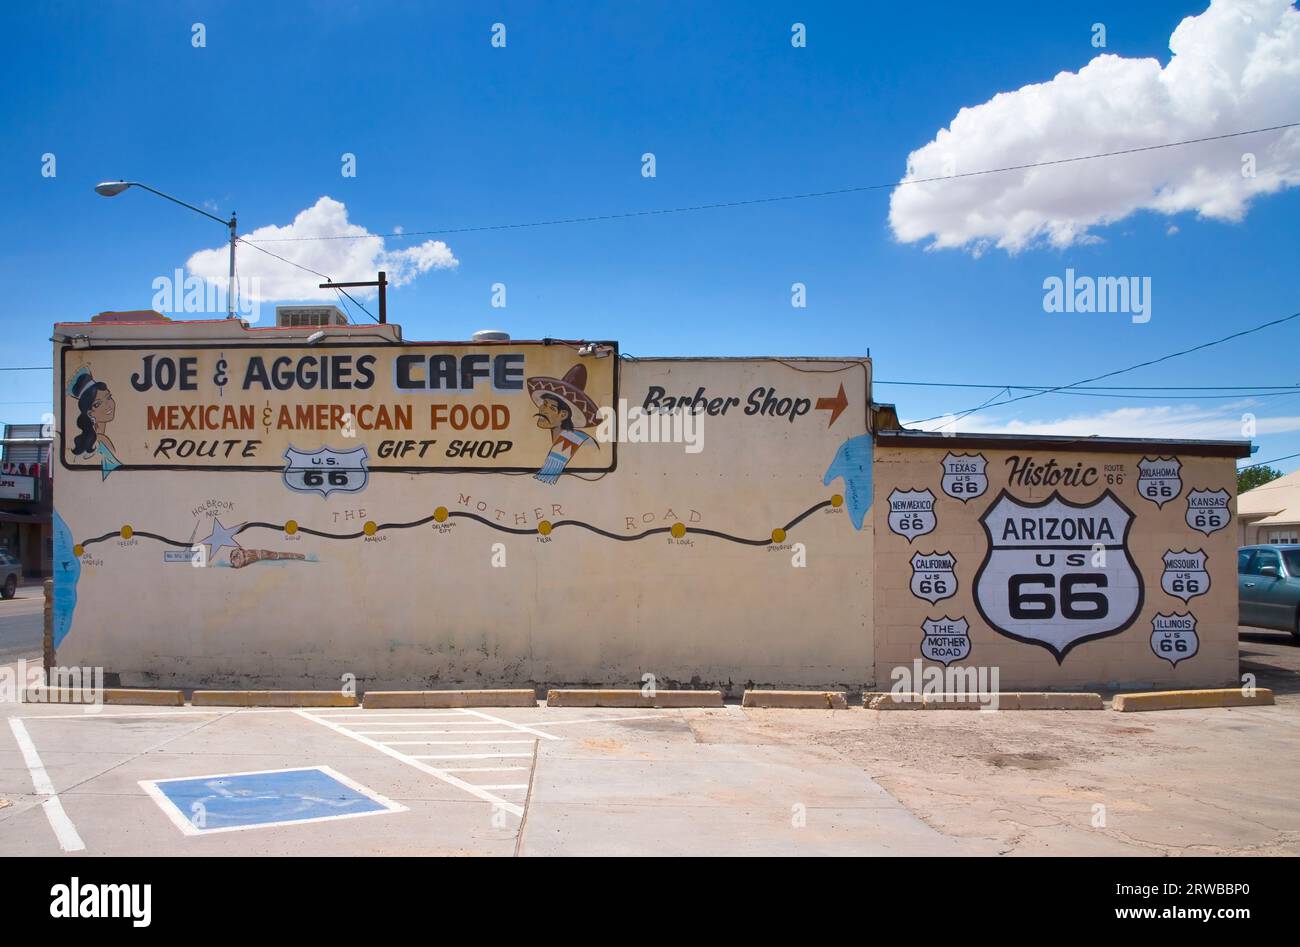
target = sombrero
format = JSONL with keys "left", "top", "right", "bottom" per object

{"left": 527, "top": 364, "right": 601, "bottom": 428}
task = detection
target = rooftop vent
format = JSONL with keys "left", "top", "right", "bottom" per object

{"left": 472, "top": 329, "right": 510, "bottom": 342}
{"left": 276, "top": 305, "right": 348, "bottom": 328}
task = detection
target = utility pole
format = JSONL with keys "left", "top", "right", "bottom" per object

{"left": 228, "top": 211, "right": 237, "bottom": 319}
{"left": 95, "top": 181, "right": 239, "bottom": 318}
{"left": 318, "top": 271, "right": 387, "bottom": 323}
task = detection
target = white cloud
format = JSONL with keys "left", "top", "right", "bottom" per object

{"left": 943, "top": 401, "right": 1300, "bottom": 439}
{"left": 187, "top": 197, "right": 458, "bottom": 302}
{"left": 889, "top": 0, "right": 1300, "bottom": 253}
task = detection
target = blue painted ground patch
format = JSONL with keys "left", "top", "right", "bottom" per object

{"left": 141, "top": 766, "right": 405, "bottom": 835}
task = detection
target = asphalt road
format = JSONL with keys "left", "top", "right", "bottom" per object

{"left": 1240, "top": 625, "right": 1300, "bottom": 695}
{"left": 0, "top": 587, "right": 42, "bottom": 663}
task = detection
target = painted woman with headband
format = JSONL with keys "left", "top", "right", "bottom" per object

{"left": 68, "top": 367, "right": 121, "bottom": 480}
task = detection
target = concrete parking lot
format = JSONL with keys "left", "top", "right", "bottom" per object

{"left": 2, "top": 591, "right": 1298, "bottom": 856}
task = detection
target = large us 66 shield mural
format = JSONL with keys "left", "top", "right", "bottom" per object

{"left": 874, "top": 438, "right": 1243, "bottom": 689}
{"left": 973, "top": 489, "right": 1144, "bottom": 662}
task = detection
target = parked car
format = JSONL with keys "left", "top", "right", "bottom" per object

{"left": 0, "top": 551, "right": 19, "bottom": 599}
{"left": 1238, "top": 545, "right": 1300, "bottom": 639}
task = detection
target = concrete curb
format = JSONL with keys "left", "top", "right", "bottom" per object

{"left": 923, "top": 696, "right": 994, "bottom": 710}
{"left": 22, "top": 688, "right": 185, "bottom": 706}
{"left": 1015, "top": 692, "right": 1104, "bottom": 710}
{"left": 364, "top": 689, "right": 536, "bottom": 708}
{"left": 741, "top": 690, "right": 848, "bottom": 709}
{"left": 545, "top": 689, "right": 723, "bottom": 708}
{"left": 865, "top": 692, "right": 1103, "bottom": 710}
{"left": 866, "top": 692, "right": 923, "bottom": 710}
{"left": 191, "top": 690, "right": 357, "bottom": 707}
{"left": 1112, "top": 688, "right": 1275, "bottom": 712}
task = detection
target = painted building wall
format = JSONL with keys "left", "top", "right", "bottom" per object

{"left": 52, "top": 324, "right": 873, "bottom": 695}
{"left": 873, "top": 441, "right": 1240, "bottom": 690}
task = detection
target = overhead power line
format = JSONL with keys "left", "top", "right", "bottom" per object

{"left": 55, "top": 123, "right": 1292, "bottom": 344}
{"left": 329, "top": 286, "right": 380, "bottom": 324}
{"left": 976, "top": 390, "right": 1300, "bottom": 401}
{"left": 877, "top": 380, "right": 1300, "bottom": 392}
{"left": 1, "top": 360, "right": 1297, "bottom": 402}
{"left": 233, "top": 235, "right": 378, "bottom": 322}
{"left": 13, "top": 361, "right": 1294, "bottom": 390}
{"left": 875, "top": 380, "right": 1300, "bottom": 400}
{"left": 334, "top": 287, "right": 378, "bottom": 323}
{"left": 205, "top": 122, "right": 1300, "bottom": 329}
{"left": 241, "top": 122, "right": 1298, "bottom": 244}
{"left": 234, "top": 236, "right": 332, "bottom": 281}
{"left": 906, "top": 307, "right": 1300, "bottom": 428}
{"left": 1239, "top": 451, "right": 1300, "bottom": 471}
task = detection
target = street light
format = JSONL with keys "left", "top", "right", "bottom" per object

{"left": 94, "top": 180, "right": 238, "bottom": 318}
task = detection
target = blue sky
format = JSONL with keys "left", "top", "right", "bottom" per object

{"left": 2, "top": 0, "right": 1297, "bottom": 472}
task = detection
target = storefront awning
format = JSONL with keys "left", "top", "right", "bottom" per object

{"left": 0, "top": 511, "right": 49, "bottom": 525}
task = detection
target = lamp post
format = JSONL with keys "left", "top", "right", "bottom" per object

{"left": 94, "top": 181, "right": 238, "bottom": 318}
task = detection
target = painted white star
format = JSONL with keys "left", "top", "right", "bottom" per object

{"left": 197, "top": 518, "right": 244, "bottom": 558}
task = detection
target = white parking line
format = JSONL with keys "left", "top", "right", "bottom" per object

{"left": 439, "top": 766, "right": 529, "bottom": 773}
{"left": 458, "top": 708, "right": 563, "bottom": 741}
{"left": 355, "top": 729, "right": 522, "bottom": 736}
{"left": 312, "top": 712, "right": 473, "bottom": 720}
{"left": 344, "top": 720, "right": 516, "bottom": 726}
{"left": 409, "top": 753, "right": 534, "bottom": 760}
{"left": 16, "top": 709, "right": 264, "bottom": 721}
{"left": 7, "top": 718, "right": 86, "bottom": 852}
{"left": 521, "top": 714, "right": 675, "bottom": 726}
{"left": 380, "top": 739, "right": 536, "bottom": 745}
{"left": 295, "top": 708, "right": 541, "bottom": 817}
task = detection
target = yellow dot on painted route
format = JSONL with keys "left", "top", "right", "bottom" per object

{"left": 434, "top": 506, "right": 448, "bottom": 523}
{"left": 670, "top": 522, "right": 686, "bottom": 538}
{"left": 771, "top": 528, "right": 786, "bottom": 544}
{"left": 363, "top": 521, "right": 377, "bottom": 536}
{"left": 73, "top": 544, "right": 84, "bottom": 557}
{"left": 120, "top": 526, "right": 133, "bottom": 540}
{"left": 831, "top": 494, "right": 843, "bottom": 507}
{"left": 538, "top": 520, "right": 552, "bottom": 536}
{"left": 284, "top": 520, "right": 298, "bottom": 535}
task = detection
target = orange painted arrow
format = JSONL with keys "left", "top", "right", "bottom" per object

{"left": 816, "top": 383, "right": 848, "bottom": 427}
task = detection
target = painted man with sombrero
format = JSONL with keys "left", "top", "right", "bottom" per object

{"left": 527, "top": 363, "right": 600, "bottom": 484}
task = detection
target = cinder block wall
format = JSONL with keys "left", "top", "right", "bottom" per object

{"left": 873, "top": 442, "right": 1239, "bottom": 691}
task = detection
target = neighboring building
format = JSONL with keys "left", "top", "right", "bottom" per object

{"left": 1238, "top": 468, "right": 1300, "bottom": 545}
{"left": 1, "top": 423, "right": 53, "bottom": 578}
{"left": 90, "top": 310, "right": 171, "bottom": 325}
